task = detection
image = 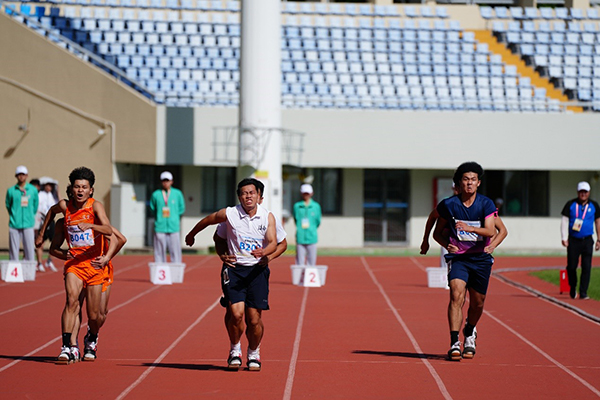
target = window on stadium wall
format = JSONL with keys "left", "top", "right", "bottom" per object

{"left": 283, "top": 167, "right": 342, "bottom": 216}
{"left": 482, "top": 171, "right": 549, "bottom": 217}
{"left": 201, "top": 167, "right": 236, "bottom": 213}
{"left": 364, "top": 169, "right": 409, "bottom": 244}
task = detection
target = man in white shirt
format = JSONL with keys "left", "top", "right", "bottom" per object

{"left": 185, "top": 178, "right": 277, "bottom": 371}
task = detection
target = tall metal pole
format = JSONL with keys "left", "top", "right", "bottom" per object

{"left": 238, "top": 0, "right": 282, "bottom": 219}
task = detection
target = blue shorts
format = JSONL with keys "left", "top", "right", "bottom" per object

{"left": 445, "top": 253, "right": 494, "bottom": 295}
{"left": 221, "top": 263, "right": 270, "bottom": 310}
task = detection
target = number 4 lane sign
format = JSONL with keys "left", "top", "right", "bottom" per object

{"left": 5, "top": 262, "right": 25, "bottom": 283}
{"left": 302, "top": 267, "right": 322, "bottom": 287}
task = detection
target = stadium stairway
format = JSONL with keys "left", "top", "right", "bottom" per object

{"left": 472, "top": 29, "right": 582, "bottom": 113}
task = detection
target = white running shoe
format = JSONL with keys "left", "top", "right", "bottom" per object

{"left": 57, "top": 346, "right": 71, "bottom": 364}
{"left": 247, "top": 347, "right": 261, "bottom": 371}
{"left": 227, "top": 349, "right": 242, "bottom": 370}
{"left": 448, "top": 341, "right": 462, "bottom": 361}
{"left": 463, "top": 327, "right": 477, "bottom": 359}
{"left": 83, "top": 331, "right": 98, "bottom": 361}
{"left": 37, "top": 263, "right": 45, "bottom": 272}
{"left": 46, "top": 260, "right": 58, "bottom": 272}
{"left": 70, "top": 346, "right": 81, "bottom": 363}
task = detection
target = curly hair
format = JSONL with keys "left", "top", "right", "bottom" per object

{"left": 68, "top": 167, "right": 95, "bottom": 187}
{"left": 453, "top": 162, "right": 484, "bottom": 186}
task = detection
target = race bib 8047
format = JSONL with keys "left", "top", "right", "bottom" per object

{"left": 67, "top": 225, "right": 95, "bottom": 248}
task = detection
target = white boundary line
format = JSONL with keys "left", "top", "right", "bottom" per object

{"left": 484, "top": 310, "right": 600, "bottom": 397}
{"left": 282, "top": 286, "right": 310, "bottom": 400}
{"left": 0, "top": 285, "right": 162, "bottom": 373}
{"left": 361, "top": 256, "right": 453, "bottom": 400}
{"left": 0, "top": 261, "right": 149, "bottom": 317}
{"left": 115, "top": 297, "right": 220, "bottom": 400}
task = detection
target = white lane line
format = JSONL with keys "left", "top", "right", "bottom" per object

{"left": 408, "top": 256, "right": 428, "bottom": 272}
{"left": 115, "top": 297, "right": 220, "bottom": 400}
{"left": 0, "top": 285, "right": 162, "bottom": 373}
{"left": 0, "top": 260, "right": 148, "bottom": 317}
{"left": 484, "top": 310, "right": 600, "bottom": 397}
{"left": 361, "top": 256, "right": 453, "bottom": 400}
{"left": 282, "top": 286, "right": 310, "bottom": 400}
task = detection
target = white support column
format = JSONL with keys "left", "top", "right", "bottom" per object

{"left": 239, "top": 0, "right": 282, "bottom": 219}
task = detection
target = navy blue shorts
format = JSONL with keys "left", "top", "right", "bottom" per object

{"left": 445, "top": 253, "right": 494, "bottom": 295}
{"left": 221, "top": 263, "right": 270, "bottom": 310}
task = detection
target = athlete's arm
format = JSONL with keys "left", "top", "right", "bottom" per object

{"left": 49, "top": 218, "right": 68, "bottom": 260}
{"left": 185, "top": 208, "right": 227, "bottom": 246}
{"left": 595, "top": 217, "right": 600, "bottom": 251}
{"left": 92, "top": 226, "right": 127, "bottom": 268}
{"left": 36, "top": 199, "right": 67, "bottom": 248}
{"left": 213, "top": 231, "right": 236, "bottom": 267}
{"left": 251, "top": 213, "right": 277, "bottom": 259}
{"left": 455, "top": 215, "right": 496, "bottom": 238}
{"left": 77, "top": 201, "right": 113, "bottom": 236}
{"left": 420, "top": 208, "right": 439, "bottom": 255}
{"left": 433, "top": 217, "right": 459, "bottom": 253}
{"left": 485, "top": 216, "right": 508, "bottom": 254}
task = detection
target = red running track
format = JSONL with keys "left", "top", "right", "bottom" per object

{"left": 0, "top": 254, "right": 598, "bottom": 399}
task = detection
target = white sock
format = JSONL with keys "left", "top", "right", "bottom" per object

{"left": 231, "top": 342, "right": 241, "bottom": 353}
{"left": 248, "top": 346, "right": 260, "bottom": 357}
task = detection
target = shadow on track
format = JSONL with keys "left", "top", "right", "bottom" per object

{"left": 0, "top": 355, "right": 57, "bottom": 364}
{"left": 353, "top": 350, "right": 447, "bottom": 360}
{"left": 121, "top": 362, "right": 231, "bottom": 372}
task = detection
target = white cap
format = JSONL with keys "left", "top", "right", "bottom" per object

{"left": 577, "top": 181, "right": 591, "bottom": 192}
{"left": 300, "top": 183, "right": 313, "bottom": 194}
{"left": 15, "top": 165, "right": 28, "bottom": 175}
{"left": 160, "top": 171, "right": 173, "bottom": 181}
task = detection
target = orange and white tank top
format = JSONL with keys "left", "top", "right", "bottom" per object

{"left": 64, "top": 198, "right": 103, "bottom": 265}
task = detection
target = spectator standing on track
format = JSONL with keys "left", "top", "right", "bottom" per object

{"left": 149, "top": 171, "right": 185, "bottom": 263}
{"left": 5, "top": 165, "right": 38, "bottom": 262}
{"left": 433, "top": 162, "right": 500, "bottom": 361}
{"left": 560, "top": 181, "right": 600, "bottom": 300}
{"left": 292, "top": 183, "right": 322, "bottom": 266}
{"left": 185, "top": 178, "right": 277, "bottom": 371}
{"left": 35, "top": 178, "right": 59, "bottom": 272}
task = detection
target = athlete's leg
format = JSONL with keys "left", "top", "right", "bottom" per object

{"left": 226, "top": 302, "right": 245, "bottom": 345}
{"left": 448, "top": 279, "right": 467, "bottom": 332}
{"left": 100, "top": 285, "right": 112, "bottom": 319}
{"left": 62, "top": 274, "right": 83, "bottom": 341}
{"left": 466, "top": 288, "right": 486, "bottom": 326}
{"left": 244, "top": 307, "right": 263, "bottom": 351}
{"left": 71, "top": 290, "right": 86, "bottom": 346}
{"left": 85, "top": 284, "right": 105, "bottom": 334}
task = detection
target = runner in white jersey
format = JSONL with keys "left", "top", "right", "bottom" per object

{"left": 186, "top": 178, "right": 277, "bottom": 371}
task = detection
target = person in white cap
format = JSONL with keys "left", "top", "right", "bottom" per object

{"left": 5, "top": 166, "right": 38, "bottom": 261}
{"left": 560, "top": 181, "right": 600, "bottom": 300}
{"left": 292, "top": 183, "right": 322, "bottom": 266}
{"left": 149, "top": 171, "right": 185, "bottom": 263}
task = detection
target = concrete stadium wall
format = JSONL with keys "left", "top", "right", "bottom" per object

{"left": 0, "top": 14, "right": 157, "bottom": 250}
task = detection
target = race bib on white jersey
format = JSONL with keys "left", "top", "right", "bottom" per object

{"left": 67, "top": 225, "right": 95, "bottom": 248}
{"left": 456, "top": 220, "right": 482, "bottom": 242}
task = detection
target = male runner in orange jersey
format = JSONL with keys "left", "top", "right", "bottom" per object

{"left": 49, "top": 167, "right": 112, "bottom": 364}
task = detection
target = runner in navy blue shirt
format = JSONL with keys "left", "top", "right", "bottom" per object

{"left": 560, "top": 181, "right": 600, "bottom": 300}
{"left": 433, "top": 162, "right": 502, "bottom": 361}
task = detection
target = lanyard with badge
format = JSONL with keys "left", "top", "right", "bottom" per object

{"left": 301, "top": 204, "right": 310, "bottom": 229}
{"left": 572, "top": 203, "right": 588, "bottom": 232}
{"left": 19, "top": 188, "right": 29, "bottom": 208}
{"left": 162, "top": 190, "right": 171, "bottom": 218}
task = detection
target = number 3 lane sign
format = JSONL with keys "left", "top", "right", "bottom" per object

{"left": 151, "top": 264, "right": 172, "bottom": 285}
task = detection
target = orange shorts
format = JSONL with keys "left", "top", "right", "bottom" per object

{"left": 102, "top": 262, "right": 113, "bottom": 292}
{"left": 64, "top": 262, "right": 106, "bottom": 288}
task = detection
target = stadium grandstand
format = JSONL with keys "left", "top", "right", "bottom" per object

{"left": 1, "top": 0, "right": 600, "bottom": 252}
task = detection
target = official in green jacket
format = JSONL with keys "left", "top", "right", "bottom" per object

{"left": 293, "top": 184, "right": 322, "bottom": 266}
{"left": 149, "top": 171, "right": 185, "bottom": 263}
{"left": 5, "top": 165, "right": 39, "bottom": 261}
